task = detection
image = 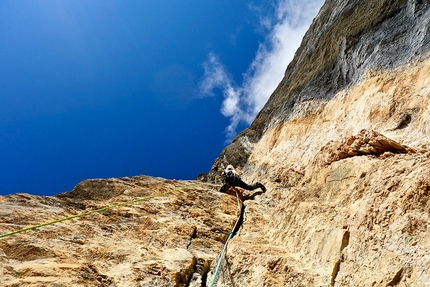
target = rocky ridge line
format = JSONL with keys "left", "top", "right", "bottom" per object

{"left": 0, "top": 177, "right": 240, "bottom": 287}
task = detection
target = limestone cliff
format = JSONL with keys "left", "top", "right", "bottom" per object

{"left": 0, "top": 177, "right": 241, "bottom": 286}
{"left": 1, "top": 0, "right": 430, "bottom": 286}
{"left": 205, "top": 0, "right": 430, "bottom": 286}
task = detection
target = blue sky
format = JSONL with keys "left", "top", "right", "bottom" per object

{"left": 0, "top": 0, "right": 323, "bottom": 196}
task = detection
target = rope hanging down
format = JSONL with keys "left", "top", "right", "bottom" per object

{"left": 209, "top": 190, "right": 242, "bottom": 287}
{"left": 0, "top": 183, "right": 204, "bottom": 239}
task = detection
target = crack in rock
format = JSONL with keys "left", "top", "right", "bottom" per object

{"left": 331, "top": 230, "right": 350, "bottom": 286}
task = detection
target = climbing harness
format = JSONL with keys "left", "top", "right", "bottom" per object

{"left": 0, "top": 182, "right": 204, "bottom": 239}
{"left": 209, "top": 189, "right": 242, "bottom": 287}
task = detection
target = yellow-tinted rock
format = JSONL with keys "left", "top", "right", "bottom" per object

{"left": 0, "top": 177, "right": 240, "bottom": 287}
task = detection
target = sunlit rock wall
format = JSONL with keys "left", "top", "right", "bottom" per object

{"left": 210, "top": 0, "right": 430, "bottom": 286}
{"left": 0, "top": 177, "right": 240, "bottom": 287}
{"left": 1, "top": 0, "right": 430, "bottom": 286}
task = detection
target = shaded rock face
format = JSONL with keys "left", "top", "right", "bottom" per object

{"left": 0, "top": 177, "right": 240, "bottom": 287}
{"left": 206, "top": 0, "right": 430, "bottom": 178}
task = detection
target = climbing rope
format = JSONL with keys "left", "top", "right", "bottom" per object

{"left": 0, "top": 179, "right": 245, "bottom": 286}
{"left": 0, "top": 182, "right": 206, "bottom": 239}
{"left": 209, "top": 189, "right": 242, "bottom": 287}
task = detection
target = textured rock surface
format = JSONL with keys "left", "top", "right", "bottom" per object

{"left": 314, "top": 129, "right": 416, "bottom": 166}
{"left": 0, "top": 177, "right": 240, "bottom": 287}
{"left": 204, "top": 0, "right": 430, "bottom": 286}
{"left": 206, "top": 0, "right": 430, "bottom": 178}
{"left": 2, "top": 0, "right": 430, "bottom": 286}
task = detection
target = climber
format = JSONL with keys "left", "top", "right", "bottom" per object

{"left": 219, "top": 165, "right": 266, "bottom": 199}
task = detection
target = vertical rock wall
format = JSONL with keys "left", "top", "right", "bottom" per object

{"left": 208, "top": 0, "right": 430, "bottom": 286}
{"left": 206, "top": 0, "right": 430, "bottom": 179}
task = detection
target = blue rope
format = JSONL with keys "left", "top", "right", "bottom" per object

{"left": 209, "top": 190, "right": 242, "bottom": 287}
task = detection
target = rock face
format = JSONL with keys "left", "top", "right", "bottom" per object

{"left": 0, "top": 177, "right": 240, "bottom": 286}
{"left": 314, "top": 129, "right": 416, "bottom": 166}
{"left": 204, "top": 0, "right": 430, "bottom": 286}
{"left": 2, "top": 0, "right": 430, "bottom": 286}
{"left": 208, "top": 0, "right": 430, "bottom": 175}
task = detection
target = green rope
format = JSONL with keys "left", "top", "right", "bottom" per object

{"left": 209, "top": 190, "right": 242, "bottom": 287}
{"left": 0, "top": 183, "right": 202, "bottom": 239}
{"left": 1, "top": 178, "right": 244, "bottom": 286}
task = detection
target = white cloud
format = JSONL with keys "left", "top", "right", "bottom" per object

{"left": 200, "top": 53, "right": 245, "bottom": 140}
{"left": 200, "top": 0, "right": 324, "bottom": 142}
{"left": 199, "top": 53, "right": 232, "bottom": 96}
